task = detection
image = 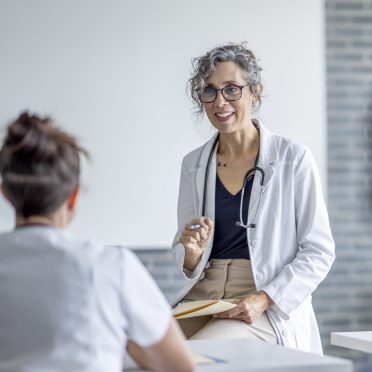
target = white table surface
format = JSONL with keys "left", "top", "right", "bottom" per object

{"left": 331, "top": 331, "right": 372, "bottom": 354}
{"left": 125, "top": 338, "right": 353, "bottom": 371}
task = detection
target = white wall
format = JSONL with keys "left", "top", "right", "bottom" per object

{"left": 0, "top": 0, "right": 325, "bottom": 247}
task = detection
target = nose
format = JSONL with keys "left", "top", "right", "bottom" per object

{"left": 214, "top": 89, "right": 228, "bottom": 107}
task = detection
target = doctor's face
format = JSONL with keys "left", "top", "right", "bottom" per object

{"left": 202, "top": 62, "right": 254, "bottom": 134}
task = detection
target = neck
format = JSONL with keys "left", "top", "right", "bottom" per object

{"left": 16, "top": 212, "right": 66, "bottom": 229}
{"left": 218, "top": 122, "right": 259, "bottom": 158}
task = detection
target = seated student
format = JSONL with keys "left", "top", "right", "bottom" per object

{"left": 0, "top": 112, "right": 194, "bottom": 372}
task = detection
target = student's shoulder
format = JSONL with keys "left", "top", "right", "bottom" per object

{"left": 97, "top": 245, "right": 139, "bottom": 267}
{"left": 66, "top": 237, "right": 145, "bottom": 281}
{"left": 50, "top": 231, "right": 125, "bottom": 265}
{"left": 72, "top": 238, "right": 137, "bottom": 265}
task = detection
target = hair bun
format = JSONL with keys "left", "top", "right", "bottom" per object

{"left": 0, "top": 111, "right": 88, "bottom": 218}
{"left": 5, "top": 111, "right": 59, "bottom": 162}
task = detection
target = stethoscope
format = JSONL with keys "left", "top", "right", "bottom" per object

{"left": 201, "top": 134, "right": 265, "bottom": 229}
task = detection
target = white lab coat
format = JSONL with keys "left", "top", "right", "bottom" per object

{"left": 171, "top": 120, "right": 335, "bottom": 354}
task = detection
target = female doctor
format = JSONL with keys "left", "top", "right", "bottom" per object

{"left": 171, "top": 42, "right": 335, "bottom": 354}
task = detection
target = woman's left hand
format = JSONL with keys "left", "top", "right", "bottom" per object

{"left": 213, "top": 291, "right": 274, "bottom": 324}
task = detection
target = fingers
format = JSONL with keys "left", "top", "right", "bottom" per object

{"left": 179, "top": 231, "right": 198, "bottom": 253}
{"left": 187, "top": 221, "right": 206, "bottom": 236}
{"left": 213, "top": 304, "right": 243, "bottom": 319}
{"left": 183, "top": 229, "right": 201, "bottom": 241}
{"left": 184, "top": 217, "right": 213, "bottom": 244}
{"left": 180, "top": 227, "right": 204, "bottom": 255}
{"left": 213, "top": 298, "right": 263, "bottom": 323}
{"left": 189, "top": 217, "right": 213, "bottom": 232}
{"left": 204, "top": 217, "right": 214, "bottom": 230}
{"left": 213, "top": 309, "right": 255, "bottom": 323}
{"left": 181, "top": 227, "right": 203, "bottom": 249}
{"left": 180, "top": 217, "right": 214, "bottom": 263}
{"left": 180, "top": 233, "right": 197, "bottom": 246}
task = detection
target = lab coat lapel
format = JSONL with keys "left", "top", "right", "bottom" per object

{"left": 248, "top": 163, "right": 275, "bottom": 222}
{"left": 248, "top": 120, "right": 278, "bottom": 222}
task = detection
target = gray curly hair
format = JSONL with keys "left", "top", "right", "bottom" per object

{"left": 188, "top": 42, "right": 263, "bottom": 114}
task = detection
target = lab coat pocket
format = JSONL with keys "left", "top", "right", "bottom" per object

{"left": 287, "top": 297, "right": 312, "bottom": 351}
{"left": 284, "top": 322, "right": 298, "bottom": 349}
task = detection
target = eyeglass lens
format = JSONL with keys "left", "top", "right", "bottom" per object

{"left": 200, "top": 85, "right": 244, "bottom": 103}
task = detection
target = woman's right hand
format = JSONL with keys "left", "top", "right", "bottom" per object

{"left": 180, "top": 217, "right": 213, "bottom": 271}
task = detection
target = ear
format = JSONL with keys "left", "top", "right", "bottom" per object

{"left": 67, "top": 186, "right": 80, "bottom": 211}
{"left": 0, "top": 184, "right": 10, "bottom": 201}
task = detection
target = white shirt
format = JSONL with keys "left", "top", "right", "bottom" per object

{"left": 0, "top": 226, "right": 171, "bottom": 372}
{"left": 172, "top": 120, "right": 335, "bottom": 354}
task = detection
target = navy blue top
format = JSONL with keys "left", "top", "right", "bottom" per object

{"left": 210, "top": 174, "right": 254, "bottom": 260}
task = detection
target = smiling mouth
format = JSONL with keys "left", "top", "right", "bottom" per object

{"left": 215, "top": 112, "right": 234, "bottom": 120}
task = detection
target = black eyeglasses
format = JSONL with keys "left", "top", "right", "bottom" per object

{"left": 200, "top": 84, "right": 249, "bottom": 103}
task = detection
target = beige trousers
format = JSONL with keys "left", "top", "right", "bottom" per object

{"left": 178, "top": 259, "right": 277, "bottom": 343}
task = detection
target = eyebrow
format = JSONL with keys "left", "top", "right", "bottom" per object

{"left": 205, "top": 80, "right": 244, "bottom": 87}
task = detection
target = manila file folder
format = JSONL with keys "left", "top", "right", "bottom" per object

{"left": 173, "top": 300, "right": 237, "bottom": 319}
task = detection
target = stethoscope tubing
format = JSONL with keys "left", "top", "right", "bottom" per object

{"left": 201, "top": 134, "right": 265, "bottom": 229}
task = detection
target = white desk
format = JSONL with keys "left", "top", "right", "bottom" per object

{"left": 331, "top": 331, "right": 372, "bottom": 354}
{"left": 188, "top": 338, "right": 352, "bottom": 371}
{"left": 125, "top": 338, "right": 352, "bottom": 371}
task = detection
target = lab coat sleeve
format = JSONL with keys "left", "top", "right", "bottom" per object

{"left": 261, "top": 148, "right": 335, "bottom": 320}
{"left": 171, "top": 157, "right": 203, "bottom": 280}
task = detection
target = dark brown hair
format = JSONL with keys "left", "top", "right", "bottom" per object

{"left": 0, "top": 112, "right": 89, "bottom": 218}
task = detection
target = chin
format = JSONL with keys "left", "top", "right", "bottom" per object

{"left": 213, "top": 122, "right": 238, "bottom": 134}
